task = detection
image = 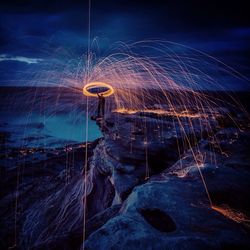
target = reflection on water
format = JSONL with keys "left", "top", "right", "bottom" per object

{"left": 0, "top": 110, "right": 102, "bottom": 148}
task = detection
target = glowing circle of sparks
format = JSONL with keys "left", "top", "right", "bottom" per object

{"left": 83, "top": 82, "right": 115, "bottom": 97}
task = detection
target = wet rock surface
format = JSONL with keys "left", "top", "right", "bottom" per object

{"left": 1, "top": 107, "right": 250, "bottom": 250}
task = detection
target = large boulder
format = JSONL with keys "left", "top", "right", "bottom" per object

{"left": 84, "top": 128, "right": 250, "bottom": 250}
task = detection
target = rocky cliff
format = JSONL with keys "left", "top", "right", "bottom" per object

{"left": 1, "top": 109, "right": 250, "bottom": 250}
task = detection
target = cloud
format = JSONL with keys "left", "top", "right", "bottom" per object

{"left": 0, "top": 54, "right": 43, "bottom": 64}
{"left": 0, "top": 1, "right": 249, "bottom": 89}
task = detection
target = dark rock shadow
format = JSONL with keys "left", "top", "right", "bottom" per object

{"left": 140, "top": 208, "right": 176, "bottom": 233}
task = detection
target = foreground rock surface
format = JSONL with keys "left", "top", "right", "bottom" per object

{"left": 84, "top": 111, "right": 250, "bottom": 249}
{"left": 1, "top": 108, "right": 250, "bottom": 250}
{"left": 85, "top": 132, "right": 250, "bottom": 249}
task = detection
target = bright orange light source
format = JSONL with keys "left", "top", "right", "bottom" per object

{"left": 83, "top": 82, "right": 115, "bottom": 97}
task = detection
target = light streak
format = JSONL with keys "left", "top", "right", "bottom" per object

{"left": 82, "top": 0, "right": 92, "bottom": 249}
{"left": 83, "top": 81, "right": 115, "bottom": 97}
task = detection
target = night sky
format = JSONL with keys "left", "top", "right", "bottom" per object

{"left": 0, "top": 0, "right": 249, "bottom": 89}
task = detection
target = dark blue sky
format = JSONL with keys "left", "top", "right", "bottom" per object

{"left": 0, "top": 0, "right": 250, "bottom": 89}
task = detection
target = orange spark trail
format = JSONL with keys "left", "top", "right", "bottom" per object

{"left": 212, "top": 205, "right": 250, "bottom": 227}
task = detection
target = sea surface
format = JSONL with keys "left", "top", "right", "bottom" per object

{"left": 1, "top": 87, "right": 250, "bottom": 149}
{"left": 0, "top": 87, "right": 102, "bottom": 148}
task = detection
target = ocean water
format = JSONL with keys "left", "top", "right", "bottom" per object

{"left": 0, "top": 107, "right": 102, "bottom": 148}
{"left": 0, "top": 87, "right": 103, "bottom": 148}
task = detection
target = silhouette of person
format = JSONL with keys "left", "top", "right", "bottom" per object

{"left": 97, "top": 93, "right": 105, "bottom": 118}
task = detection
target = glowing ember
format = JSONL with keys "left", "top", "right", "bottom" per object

{"left": 114, "top": 108, "right": 209, "bottom": 118}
